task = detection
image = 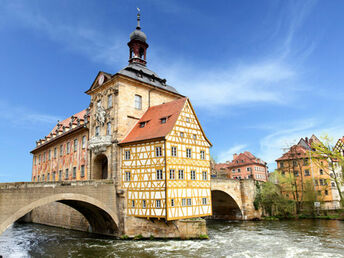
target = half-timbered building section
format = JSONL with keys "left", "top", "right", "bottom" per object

{"left": 165, "top": 99, "right": 212, "bottom": 220}
{"left": 120, "top": 97, "right": 212, "bottom": 220}
{"left": 31, "top": 110, "right": 89, "bottom": 182}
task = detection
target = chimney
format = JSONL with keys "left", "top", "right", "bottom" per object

{"left": 305, "top": 137, "right": 309, "bottom": 144}
{"left": 233, "top": 153, "right": 238, "bottom": 160}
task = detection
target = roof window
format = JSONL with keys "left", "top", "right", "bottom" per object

{"left": 161, "top": 117, "right": 167, "bottom": 124}
{"left": 139, "top": 122, "right": 146, "bottom": 128}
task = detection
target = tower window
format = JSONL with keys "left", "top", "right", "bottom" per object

{"left": 107, "top": 122, "right": 111, "bottom": 136}
{"left": 139, "top": 47, "right": 144, "bottom": 59}
{"left": 135, "top": 95, "right": 142, "bottom": 110}
{"left": 108, "top": 95, "right": 113, "bottom": 108}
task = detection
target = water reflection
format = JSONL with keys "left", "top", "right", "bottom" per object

{"left": 0, "top": 220, "right": 344, "bottom": 257}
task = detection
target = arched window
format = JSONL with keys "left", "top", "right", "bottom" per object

{"left": 139, "top": 47, "right": 144, "bottom": 59}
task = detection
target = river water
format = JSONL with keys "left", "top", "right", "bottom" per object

{"left": 0, "top": 220, "right": 343, "bottom": 257}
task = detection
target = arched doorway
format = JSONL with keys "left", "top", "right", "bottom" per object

{"left": 93, "top": 154, "right": 108, "bottom": 179}
{"left": 211, "top": 190, "right": 243, "bottom": 220}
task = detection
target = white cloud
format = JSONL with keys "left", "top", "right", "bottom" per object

{"left": 0, "top": 100, "right": 60, "bottom": 127}
{"left": 218, "top": 144, "right": 247, "bottom": 163}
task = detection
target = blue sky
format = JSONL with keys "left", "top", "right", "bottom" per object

{"left": 1, "top": 0, "right": 344, "bottom": 182}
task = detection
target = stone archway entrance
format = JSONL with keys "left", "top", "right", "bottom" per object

{"left": 93, "top": 154, "right": 108, "bottom": 179}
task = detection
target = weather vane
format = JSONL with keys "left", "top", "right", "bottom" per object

{"left": 136, "top": 7, "right": 141, "bottom": 29}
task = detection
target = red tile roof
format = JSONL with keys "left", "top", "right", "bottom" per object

{"left": 120, "top": 98, "right": 187, "bottom": 144}
{"left": 49, "top": 109, "right": 87, "bottom": 136}
{"left": 275, "top": 145, "right": 309, "bottom": 161}
{"left": 215, "top": 151, "right": 266, "bottom": 170}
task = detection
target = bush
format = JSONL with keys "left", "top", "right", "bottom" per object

{"left": 120, "top": 234, "right": 129, "bottom": 240}
{"left": 199, "top": 234, "right": 209, "bottom": 239}
{"left": 133, "top": 234, "right": 143, "bottom": 240}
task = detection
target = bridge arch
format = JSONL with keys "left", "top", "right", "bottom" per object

{"left": 0, "top": 193, "right": 119, "bottom": 236}
{"left": 211, "top": 190, "right": 243, "bottom": 220}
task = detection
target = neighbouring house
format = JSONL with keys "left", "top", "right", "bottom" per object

{"left": 215, "top": 151, "right": 268, "bottom": 182}
{"left": 276, "top": 135, "right": 341, "bottom": 210}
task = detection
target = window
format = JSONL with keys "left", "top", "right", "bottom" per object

{"left": 178, "top": 170, "right": 184, "bottom": 180}
{"left": 48, "top": 150, "right": 51, "bottom": 160}
{"left": 107, "top": 122, "right": 111, "bottom": 135}
{"left": 187, "top": 198, "right": 192, "bottom": 206}
{"left": 135, "top": 94, "right": 142, "bottom": 110}
{"left": 82, "top": 136, "right": 86, "bottom": 149}
{"left": 156, "top": 147, "right": 162, "bottom": 157}
{"left": 125, "top": 150, "right": 130, "bottom": 160}
{"left": 320, "top": 169, "right": 324, "bottom": 175}
{"left": 73, "top": 139, "right": 78, "bottom": 152}
{"left": 171, "top": 199, "right": 175, "bottom": 207}
{"left": 238, "top": 168, "right": 241, "bottom": 172}
{"left": 34, "top": 156, "right": 37, "bottom": 165}
{"left": 38, "top": 175, "right": 40, "bottom": 181}
{"left": 193, "top": 134, "right": 197, "bottom": 140}
{"left": 317, "top": 190, "right": 321, "bottom": 196}
{"left": 161, "top": 117, "right": 167, "bottom": 124}
{"left": 202, "top": 198, "right": 207, "bottom": 205}
{"left": 325, "top": 190, "right": 329, "bottom": 195}
{"left": 280, "top": 162, "right": 284, "bottom": 168}
{"left": 202, "top": 171, "right": 207, "bottom": 180}
{"left": 52, "top": 172, "right": 55, "bottom": 181}
{"left": 81, "top": 165, "right": 85, "bottom": 177}
{"left": 125, "top": 171, "right": 131, "bottom": 181}
{"left": 47, "top": 173, "right": 50, "bottom": 181}
{"left": 314, "top": 179, "right": 318, "bottom": 186}
{"left": 142, "top": 200, "right": 146, "bottom": 209}
{"left": 54, "top": 147, "right": 57, "bottom": 158}
{"left": 319, "top": 179, "right": 325, "bottom": 186}
{"left": 42, "top": 174, "right": 45, "bottom": 181}
{"left": 170, "top": 169, "right": 175, "bottom": 180}
{"left": 65, "top": 169, "right": 69, "bottom": 179}
{"left": 73, "top": 167, "right": 76, "bottom": 179}
{"left": 186, "top": 148, "right": 192, "bottom": 158}
{"left": 186, "top": 117, "right": 190, "bottom": 123}
{"left": 190, "top": 170, "right": 196, "bottom": 180}
{"left": 182, "top": 198, "right": 186, "bottom": 206}
{"left": 304, "top": 169, "right": 310, "bottom": 176}
{"left": 200, "top": 150, "right": 205, "bottom": 160}
{"left": 131, "top": 200, "right": 135, "bottom": 208}
{"left": 43, "top": 153, "right": 46, "bottom": 162}
{"left": 156, "top": 169, "right": 163, "bottom": 180}
{"left": 59, "top": 170, "right": 62, "bottom": 181}
{"left": 95, "top": 126, "right": 100, "bottom": 136}
{"left": 303, "top": 158, "right": 309, "bottom": 166}
{"left": 293, "top": 161, "right": 297, "bottom": 166}
{"left": 247, "top": 167, "right": 251, "bottom": 172}
{"left": 180, "top": 132, "right": 184, "bottom": 137}
{"left": 294, "top": 171, "right": 299, "bottom": 177}
{"left": 38, "top": 155, "right": 41, "bottom": 164}
{"left": 156, "top": 200, "right": 161, "bottom": 208}
{"left": 171, "top": 146, "right": 177, "bottom": 157}
{"left": 108, "top": 94, "right": 112, "bottom": 108}
{"left": 331, "top": 182, "right": 336, "bottom": 187}
{"left": 66, "top": 142, "right": 70, "bottom": 154}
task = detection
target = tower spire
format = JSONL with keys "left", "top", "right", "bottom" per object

{"left": 136, "top": 8, "right": 141, "bottom": 30}
{"left": 128, "top": 8, "right": 149, "bottom": 66}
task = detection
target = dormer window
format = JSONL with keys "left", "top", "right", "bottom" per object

{"left": 139, "top": 122, "right": 146, "bottom": 128}
{"left": 161, "top": 117, "right": 167, "bottom": 124}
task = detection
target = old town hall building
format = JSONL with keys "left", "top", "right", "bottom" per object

{"left": 30, "top": 13, "right": 212, "bottom": 220}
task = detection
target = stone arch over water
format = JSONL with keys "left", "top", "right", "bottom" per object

{"left": 0, "top": 193, "right": 119, "bottom": 236}
{"left": 211, "top": 190, "right": 243, "bottom": 220}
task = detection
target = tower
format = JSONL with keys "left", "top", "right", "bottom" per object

{"left": 128, "top": 11, "right": 149, "bottom": 66}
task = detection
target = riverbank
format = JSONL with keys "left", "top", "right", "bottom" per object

{"left": 262, "top": 214, "right": 344, "bottom": 221}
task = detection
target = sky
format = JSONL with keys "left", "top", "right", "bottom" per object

{"left": 1, "top": 0, "right": 344, "bottom": 182}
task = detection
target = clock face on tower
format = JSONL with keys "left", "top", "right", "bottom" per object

{"left": 98, "top": 75, "right": 105, "bottom": 85}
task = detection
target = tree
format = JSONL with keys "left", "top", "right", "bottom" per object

{"left": 311, "top": 135, "right": 344, "bottom": 207}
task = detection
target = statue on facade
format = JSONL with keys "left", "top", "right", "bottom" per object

{"left": 95, "top": 101, "right": 106, "bottom": 126}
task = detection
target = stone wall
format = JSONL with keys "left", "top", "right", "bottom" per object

{"left": 124, "top": 216, "right": 207, "bottom": 239}
{"left": 29, "top": 202, "right": 90, "bottom": 232}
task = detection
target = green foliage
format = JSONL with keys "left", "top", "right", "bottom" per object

{"left": 149, "top": 235, "right": 155, "bottom": 240}
{"left": 120, "top": 234, "right": 129, "bottom": 240}
{"left": 259, "top": 181, "right": 295, "bottom": 217}
{"left": 199, "top": 234, "right": 209, "bottom": 239}
{"left": 133, "top": 234, "right": 143, "bottom": 240}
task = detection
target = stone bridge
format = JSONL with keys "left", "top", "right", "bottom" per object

{"left": 0, "top": 180, "right": 121, "bottom": 236}
{"left": 0, "top": 179, "right": 261, "bottom": 237}
{"left": 210, "top": 178, "right": 261, "bottom": 220}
